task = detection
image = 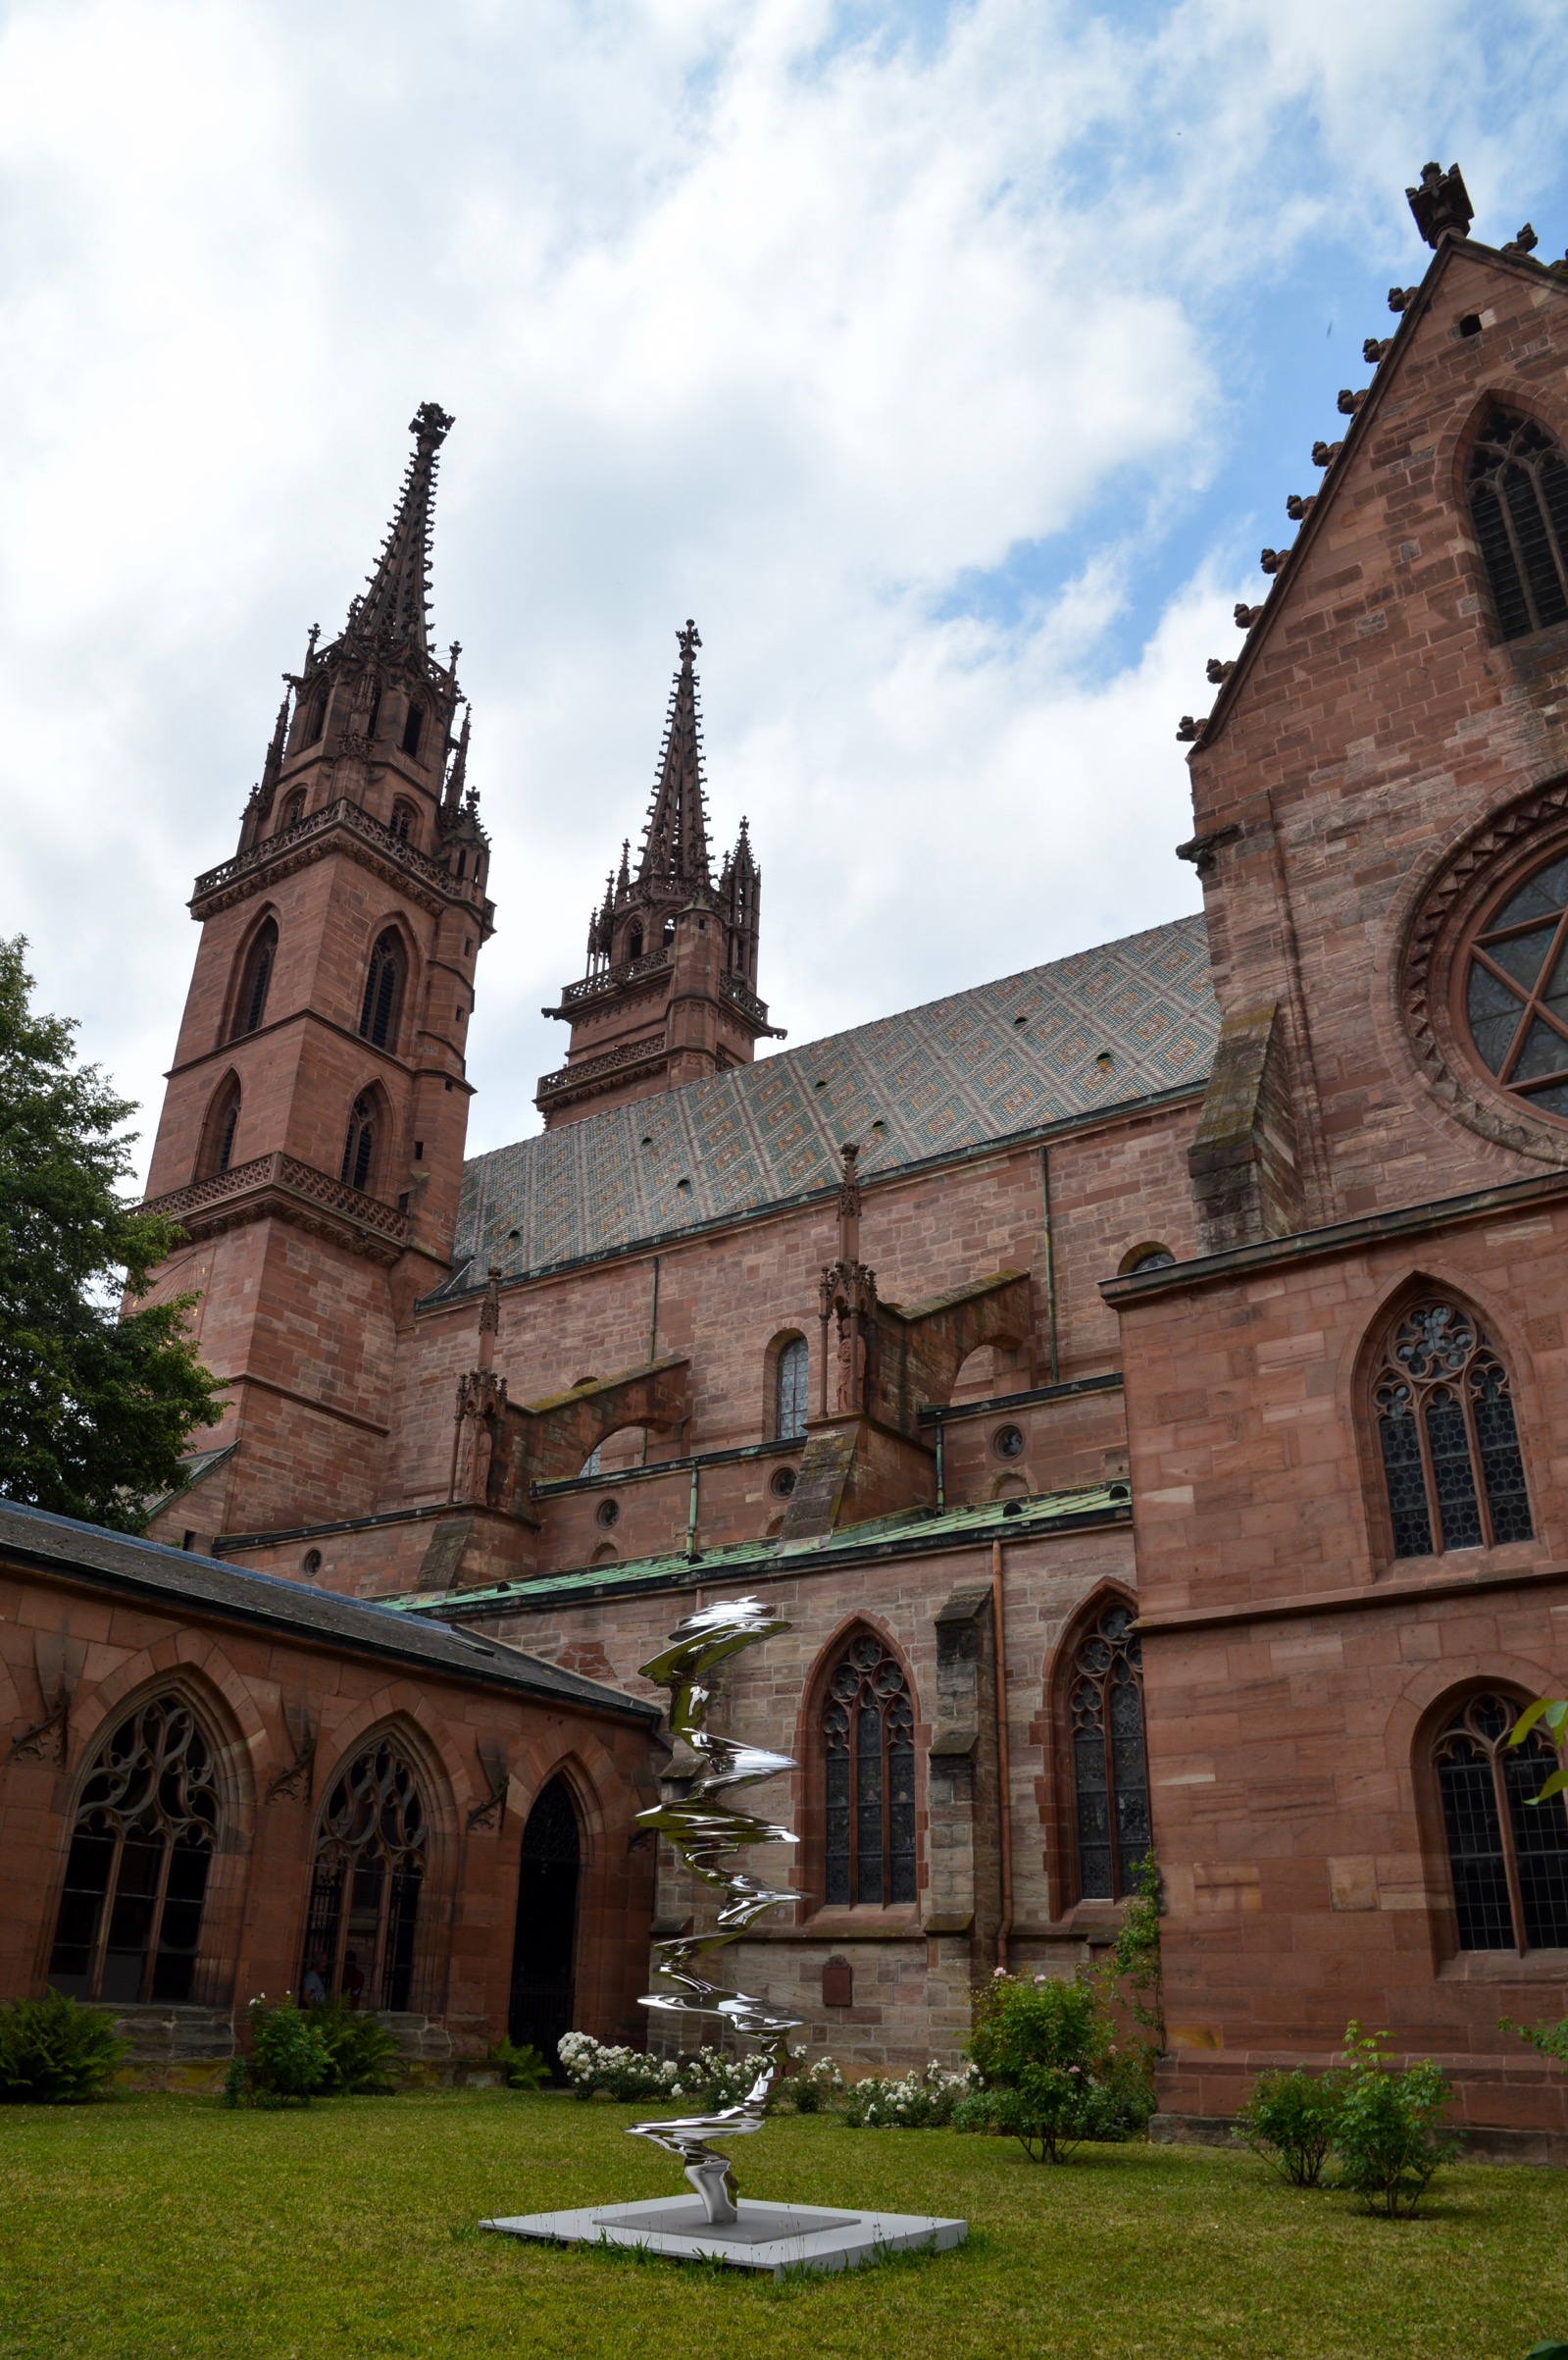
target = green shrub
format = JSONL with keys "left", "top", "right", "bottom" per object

{"left": 313, "top": 1997, "right": 400, "bottom": 2095}
{"left": 1500, "top": 2011, "right": 1568, "bottom": 2069}
{"left": 0, "top": 1990, "right": 127, "bottom": 2105}
{"left": 245, "top": 1998, "right": 329, "bottom": 2103}
{"left": 960, "top": 1971, "right": 1151, "bottom": 2163}
{"left": 841, "top": 2062, "right": 974, "bottom": 2129}
{"left": 1331, "top": 2022, "right": 1456, "bottom": 2218}
{"left": 487, "top": 2036, "right": 549, "bottom": 2091}
{"left": 1236, "top": 2068, "right": 1341, "bottom": 2187}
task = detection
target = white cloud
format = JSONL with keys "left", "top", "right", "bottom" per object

{"left": 1, "top": 0, "right": 1564, "bottom": 1174}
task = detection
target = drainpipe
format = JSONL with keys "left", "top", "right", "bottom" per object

{"left": 991, "top": 1538, "right": 1014, "bottom": 1973}
{"left": 1039, "top": 1147, "right": 1060, "bottom": 1387}
{"left": 685, "top": 1462, "right": 700, "bottom": 1561}
{"left": 935, "top": 1414, "right": 945, "bottom": 1513}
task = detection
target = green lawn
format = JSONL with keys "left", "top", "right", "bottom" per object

{"left": 0, "top": 2089, "right": 1563, "bottom": 2360}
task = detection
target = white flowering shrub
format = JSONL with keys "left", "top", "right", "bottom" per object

{"left": 841, "top": 2060, "right": 976, "bottom": 2129}
{"left": 556, "top": 2031, "right": 779, "bottom": 2105}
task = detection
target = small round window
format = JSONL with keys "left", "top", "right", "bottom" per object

{"left": 595, "top": 1497, "right": 620, "bottom": 1528}
{"left": 1464, "top": 850, "right": 1568, "bottom": 1117}
{"left": 992, "top": 1424, "right": 1026, "bottom": 1461}
{"left": 770, "top": 1465, "right": 797, "bottom": 1499}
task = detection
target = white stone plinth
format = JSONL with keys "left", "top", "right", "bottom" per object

{"left": 481, "top": 2194, "right": 968, "bottom": 2277}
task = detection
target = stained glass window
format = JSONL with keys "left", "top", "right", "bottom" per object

{"left": 1373, "top": 1303, "right": 1532, "bottom": 1559}
{"left": 775, "top": 1337, "right": 809, "bottom": 1441}
{"left": 1464, "top": 849, "right": 1568, "bottom": 1119}
{"left": 48, "top": 1695, "right": 219, "bottom": 2004}
{"left": 1468, "top": 407, "right": 1568, "bottom": 641}
{"left": 1069, "top": 1599, "right": 1151, "bottom": 1901}
{"left": 822, "top": 1635, "right": 916, "bottom": 1908}
{"left": 1435, "top": 1692, "right": 1568, "bottom": 1951}
{"left": 302, "top": 1739, "right": 427, "bottom": 2011}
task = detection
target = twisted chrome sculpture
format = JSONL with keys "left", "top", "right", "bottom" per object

{"left": 629, "top": 1596, "right": 804, "bottom": 2226}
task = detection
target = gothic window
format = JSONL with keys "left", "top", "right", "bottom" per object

{"left": 1373, "top": 1303, "right": 1532, "bottom": 1559}
{"left": 301, "top": 692, "right": 327, "bottom": 746}
{"left": 1433, "top": 1691, "right": 1568, "bottom": 1951}
{"left": 628, "top": 923, "right": 643, "bottom": 961}
{"left": 509, "top": 1775, "right": 581, "bottom": 2060}
{"left": 1463, "top": 849, "right": 1568, "bottom": 1120}
{"left": 301, "top": 1737, "right": 427, "bottom": 2010}
{"left": 1069, "top": 1598, "right": 1150, "bottom": 1901}
{"left": 1467, "top": 407, "right": 1568, "bottom": 641}
{"left": 365, "top": 684, "right": 382, "bottom": 743}
{"left": 47, "top": 1695, "right": 220, "bottom": 2004}
{"left": 198, "top": 1076, "right": 242, "bottom": 1180}
{"left": 401, "top": 703, "right": 425, "bottom": 757}
{"left": 278, "top": 789, "right": 307, "bottom": 835}
{"left": 822, "top": 1634, "right": 916, "bottom": 1908}
{"left": 230, "top": 919, "right": 277, "bottom": 1040}
{"left": 359, "top": 929, "right": 405, "bottom": 1052}
{"left": 773, "top": 1335, "right": 809, "bottom": 1441}
{"left": 340, "top": 1094, "right": 377, "bottom": 1194}
{"left": 390, "top": 799, "right": 416, "bottom": 844}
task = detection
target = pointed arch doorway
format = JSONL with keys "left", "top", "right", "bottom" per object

{"left": 509, "top": 1776, "right": 581, "bottom": 2071}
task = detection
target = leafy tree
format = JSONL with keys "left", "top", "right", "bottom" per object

{"left": 957, "top": 1972, "right": 1151, "bottom": 2162}
{"left": 1236, "top": 2067, "right": 1341, "bottom": 2187}
{"left": 1510, "top": 1697, "right": 1568, "bottom": 1805}
{"left": 0, "top": 937, "right": 222, "bottom": 1528}
{"left": 1330, "top": 2023, "right": 1456, "bottom": 2218}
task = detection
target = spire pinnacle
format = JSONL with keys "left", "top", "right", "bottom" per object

{"left": 637, "top": 620, "right": 712, "bottom": 892}
{"left": 442, "top": 705, "right": 471, "bottom": 812}
{"left": 351, "top": 402, "right": 454, "bottom": 655}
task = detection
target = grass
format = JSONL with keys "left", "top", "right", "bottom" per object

{"left": 0, "top": 2089, "right": 1564, "bottom": 2360}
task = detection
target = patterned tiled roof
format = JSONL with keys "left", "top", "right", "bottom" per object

{"left": 451, "top": 914, "right": 1215, "bottom": 1283}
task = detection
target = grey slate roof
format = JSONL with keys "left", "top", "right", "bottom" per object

{"left": 453, "top": 914, "right": 1215, "bottom": 1284}
{"left": 0, "top": 1499, "right": 659, "bottom": 1722}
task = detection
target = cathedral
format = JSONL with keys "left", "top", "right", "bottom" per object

{"left": 3, "top": 164, "right": 1567, "bottom": 2156}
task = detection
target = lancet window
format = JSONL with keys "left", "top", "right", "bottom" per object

{"left": 301, "top": 1738, "right": 427, "bottom": 2011}
{"left": 1434, "top": 1691, "right": 1568, "bottom": 1951}
{"left": 47, "top": 1695, "right": 220, "bottom": 2004}
{"left": 822, "top": 1634, "right": 916, "bottom": 1908}
{"left": 1468, "top": 407, "right": 1568, "bottom": 641}
{"left": 231, "top": 919, "right": 277, "bottom": 1040}
{"left": 340, "top": 1094, "right": 377, "bottom": 1194}
{"left": 359, "top": 930, "right": 405, "bottom": 1052}
{"left": 390, "top": 799, "right": 416, "bottom": 844}
{"left": 773, "top": 1336, "right": 809, "bottom": 1442}
{"left": 1069, "top": 1598, "right": 1151, "bottom": 1901}
{"left": 199, "top": 1077, "right": 242, "bottom": 1180}
{"left": 401, "top": 703, "right": 425, "bottom": 757}
{"left": 1373, "top": 1303, "right": 1532, "bottom": 1559}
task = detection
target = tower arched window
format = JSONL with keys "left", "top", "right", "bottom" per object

{"left": 278, "top": 789, "right": 306, "bottom": 836}
{"left": 1433, "top": 1690, "right": 1568, "bottom": 1951}
{"left": 301, "top": 692, "right": 327, "bottom": 746}
{"left": 340, "top": 1094, "right": 377, "bottom": 1194}
{"left": 301, "top": 1737, "right": 427, "bottom": 2010}
{"left": 390, "top": 799, "right": 416, "bottom": 845}
{"left": 1067, "top": 1597, "right": 1150, "bottom": 1901}
{"left": 198, "top": 1076, "right": 242, "bottom": 1180}
{"left": 821, "top": 1633, "right": 916, "bottom": 1908}
{"left": 773, "top": 1335, "right": 809, "bottom": 1441}
{"left": 359, "top": 929, "right": 405, "bottom": 1052}
{"left": 47, "top": 1694, "right": 220, "bottom": 2004}
{"left": 401, "top": 703, "right": 425, "bottom": 758}
{"left": 1373, "top": 1302, "right": 1533, "bottom": 1560}
{"left": 1468, "top": 407, "right": 1568, "bottom": 641}
{"left": 627, "top": 922, "right": 643, "bottom": 962}
{"left": 230, "top": 919, "right": 277, "bottom": 1041}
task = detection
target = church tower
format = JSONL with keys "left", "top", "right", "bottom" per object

{"left": 141, "top": 404, "right": 493, "bottom": 1547}
{"left": 535, "top": 622, "right": 782, "bottom": 1126}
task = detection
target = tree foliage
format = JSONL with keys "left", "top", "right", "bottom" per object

{"left": 0, "top": 937, "right": 222, "bottom": 1528}
{"left": 0, "top": 1990, "right": 127, "bottom": 2104}
{"left": 958, "top": 1971, "right": 1153, "bottom": 2162}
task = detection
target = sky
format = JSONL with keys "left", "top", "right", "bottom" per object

{"left": 4, "top": 0, "right": 1568, "bottom": 1181}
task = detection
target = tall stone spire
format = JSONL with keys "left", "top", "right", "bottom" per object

{"left": 536, "top": 621, "right": 782, "bottom": 1127}
{"left": 637, "top": 621, "right": 712, "bottom": 890}
{"left": 350, "top": 401, "right": 454, "bottom": 654}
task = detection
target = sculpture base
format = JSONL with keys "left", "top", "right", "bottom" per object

{"left": 481, "top": 2196, "right": 968, "bottom": 2277}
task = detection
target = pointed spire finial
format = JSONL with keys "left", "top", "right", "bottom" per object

{"left": 637, "top": 619, "right": 712, "bottom": 892}
{"left": 442, "top": 706, "right": 471, "bottom": 811}
{"left": 351, "top": 403, "right": 455, "bottom": 653}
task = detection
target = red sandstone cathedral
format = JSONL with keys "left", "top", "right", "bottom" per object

{"left": 3, "top": 163, "right": 1566, "bottom": 2154}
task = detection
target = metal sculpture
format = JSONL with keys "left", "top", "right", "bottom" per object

{"left": 627, "top": 1596, "right": 804, "bottom": 2226}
